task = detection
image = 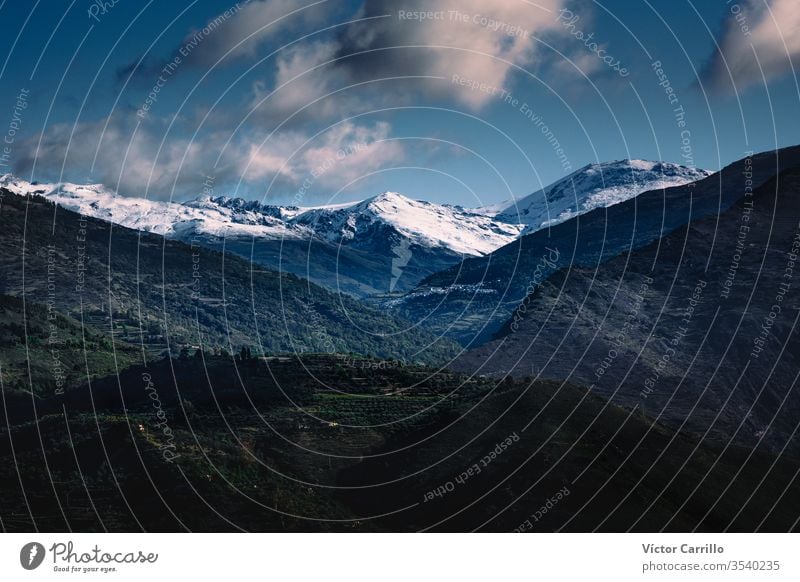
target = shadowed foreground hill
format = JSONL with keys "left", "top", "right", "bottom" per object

{"left": 1, "top": 354, "right": 797, "bottom": 531}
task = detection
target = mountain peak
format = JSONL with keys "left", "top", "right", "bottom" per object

{"left": 496, "top": 159, "right": 710, "bottom": 232}
{"left": 581, "top": 158, "right": 702, "bottom": 174}
{"left": 353, "top": 191, "right": 424, "bottom": 216}
{"left": 374, "top": 190, "right": 408, "bottom": 200}
{"left": 0, "top": 157, "right": 714, "bottom": 264}
{"left": 364, "top": 191, "right": 414, "bottom": 205}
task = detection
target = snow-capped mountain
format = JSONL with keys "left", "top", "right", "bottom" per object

{"left": 1, "top": 159, "right": 708, "bottom": 296}
{"left": 293, "top": 192, "right": 523, "bottom": 256}
{"left": 0, "top": 176, "right": 520, "bottom": 257}
{"left": 2, "top": 160, "right": 707, "bottom": 255}
{"left": 0, "top": 175, "right": 306, "bottom": 240}
{"left": 494, "top": 160, "right": 711, "bottom": 234}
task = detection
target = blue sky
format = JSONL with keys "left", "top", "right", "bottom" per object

{"left": 0, "top": 0, "right": 798, "bottom": 206}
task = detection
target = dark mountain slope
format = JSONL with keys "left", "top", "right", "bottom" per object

{"left": 196, "top": 229, "right": 463, "bottom": 298}
{"left": 0, "top": 294, "right": 141, "bottom": 397}
{"left": 2, "top": 354, "right": 797, "bottom": 531}
{"left": 392, "top": 147, "right": 800, "bottom": 345}
{"left": 452, "top": 165, "right": 800, "bottom": 456}
{"left": 339, "top": 379, "right": 800, "bottom": 532}
{"left": 0, "top": 191, "right": 456, "bottom": 365}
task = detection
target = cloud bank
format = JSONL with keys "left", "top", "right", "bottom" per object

{"left": 21, "top": 0, "right": 575, "bottom": 202}
{"left": 703, "top": 0, "right": 800, "bottom": 93}
{"left": 15, "top": 115, "right": 403, "bottom": 203}
{"left": 333, "top": 0, "right": 565, "bottom": 109}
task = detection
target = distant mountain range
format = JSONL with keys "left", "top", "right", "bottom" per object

{"left": 1, "top": 159, "right": 707, "bottom": 296}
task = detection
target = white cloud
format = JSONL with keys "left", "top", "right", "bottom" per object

{"left": 240, "top": 120, "right": 404, "bottom": 189}
{"left": 16, "top": 118, "right": 203, "bottom": 198}
{"left": 704, "top": 0, "right": 800, "bottom": 93}
{"left": 15, "top": 115, "right": 405, "bottom": 202}
{"left": 331, "top": 0, "right": 567, "bottom": 109}
{"left": 247, "top": 40, "right": 362, "bottom": 124}
{"left": 161, "top": 0, "right": 570, "bottom": 127}
{"left": 19, "top": 1, "right": 577, "bottom": 201}
{"left": 551, "top": 48, "right": 605, "bottom": 78}
{"left": 176, "top": 0, "right": 326, "bottom": 68}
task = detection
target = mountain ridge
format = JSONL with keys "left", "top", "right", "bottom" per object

{"left": 1, "top": 159, "right": 706, "bottom": 296}
{"left": 450, "top": 161, "right": 800, "bottom": 455}
{"left": 0, "top": 189, "right": 457, "bottom": 365}
{"left": 496, "top": 159, "right": 710, "bottom": 233}
{"left": 388, "top": 146, "right": 800, "bottom": 345}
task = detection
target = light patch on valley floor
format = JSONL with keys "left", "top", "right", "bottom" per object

{"left": 390, "top": 238, "right": 413, "bottom": 292}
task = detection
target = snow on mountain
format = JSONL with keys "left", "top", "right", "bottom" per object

{"left": 0, "top": 177, "right": 520, "bottom": 257}
{"left": 1, "top": 160, "right": 709, "bottom": 260}
{"left": 293, "top": 192, "right": 523, "bottom": 256}
{"left": 494, "top": 160, "right": 711, "bottom": 234}
{"left": 0, "top": 175, "right": 301, "bottom": 239}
